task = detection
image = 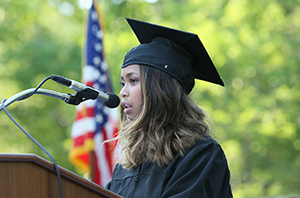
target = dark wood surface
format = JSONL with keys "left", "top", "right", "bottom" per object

{"left": 0, "top": 153, "right": 123, "bottom": 198}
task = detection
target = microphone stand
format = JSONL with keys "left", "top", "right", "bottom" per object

{"left": 0, "top": 88, "right": 83, "bottom": 198}
{"left": 0, "top": 72, "right": 111, "bottom": 198}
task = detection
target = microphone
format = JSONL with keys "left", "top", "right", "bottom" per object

{"left": 51, "top": 75, "right": 120, "bottom": 108}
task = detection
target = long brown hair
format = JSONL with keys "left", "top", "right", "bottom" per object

{"left": 117, "top": 65, "right": 211, "bottom": 169}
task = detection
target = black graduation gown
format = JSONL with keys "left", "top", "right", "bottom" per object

{"left": 105, "top": 136, "right": 233, "bottom": 198}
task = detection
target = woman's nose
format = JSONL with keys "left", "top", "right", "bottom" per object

{"left": 119, "top": 86, "right": 128, "bottom": 98}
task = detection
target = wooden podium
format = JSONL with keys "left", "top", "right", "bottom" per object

{"left": 0, "top": 154, "right": 123, "bottom": 198}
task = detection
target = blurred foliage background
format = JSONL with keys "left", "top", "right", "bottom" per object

{"left": 0, "top": 0, "right": 299, "bottom": 197}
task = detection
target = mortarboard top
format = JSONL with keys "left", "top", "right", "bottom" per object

{"left": 122, "top": 18, "right": 224, "bottom": 94}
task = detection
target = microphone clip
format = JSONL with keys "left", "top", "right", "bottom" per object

{"left": 64, "top": 88, "right": 98, "bottom": 105}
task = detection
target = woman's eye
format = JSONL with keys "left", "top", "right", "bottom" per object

{"left": 130, "top": 79, "right": 138, "bottom": 84}
{"left": 120, "top": 82, "right": 125, "bottom": 87}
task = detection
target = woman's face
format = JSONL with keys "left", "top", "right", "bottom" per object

{"left": 120, "top": 64, "right": 143, "bottom": 120}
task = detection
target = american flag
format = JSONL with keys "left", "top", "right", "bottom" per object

{"left": 69, "top": 0, "right": 119, "bottom": 186}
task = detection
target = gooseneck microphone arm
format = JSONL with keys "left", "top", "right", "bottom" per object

{"left": 0, "top": 88, "right": 72, "bottom": 112}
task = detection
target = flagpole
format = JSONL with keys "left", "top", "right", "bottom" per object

{"left": 90, "top": 151, "right": 95, "bottom": 182}
{"left": 90, "top": 0, "right": 107, "bottom": 185}
{"left": 90, "top": 0, "right": 98, "bottom": 184}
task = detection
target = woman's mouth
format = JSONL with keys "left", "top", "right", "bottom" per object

{"left": 122, "top": 102, "right": 132, "bottom": 114}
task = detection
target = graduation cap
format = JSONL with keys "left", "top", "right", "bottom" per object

{"left": 122, "top": 18, "right": 224, "bottom": 94}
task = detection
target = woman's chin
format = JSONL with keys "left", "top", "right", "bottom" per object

{"left": 126, "top": 113, "right": 137, "bottom": 121}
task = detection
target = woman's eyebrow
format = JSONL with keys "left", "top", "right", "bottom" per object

{"left": 120, "top": 72, "right": 139, "bottom": 80}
